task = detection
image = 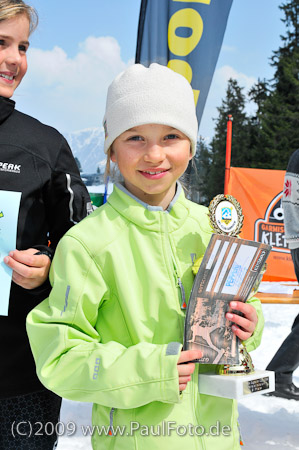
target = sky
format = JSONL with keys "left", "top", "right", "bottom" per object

{"left": 14, "top": 0, "right": 286, "bottom": 141}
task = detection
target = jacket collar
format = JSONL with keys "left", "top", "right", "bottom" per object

{"left": 0, "top": 96, "right": 15, "bottom": 124}
{"left": 108, "top": 182, "right": 189, "bottom": 232}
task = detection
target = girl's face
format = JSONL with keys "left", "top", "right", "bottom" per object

{"left": 0, "top": 15, "right": 30, "bottom": 98}
{"left": 111, "top": 124, "right": 192, "bottom": 209}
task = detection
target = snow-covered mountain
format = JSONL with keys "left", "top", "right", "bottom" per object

{"left": 64, "top": 127, "right": 106, "bottom": 174}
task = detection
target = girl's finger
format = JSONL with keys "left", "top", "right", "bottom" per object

{"left": 177, "top": 349, "right": 202, "bottom": 364}
{"left": 8, "top": 250, "right": 49, "bottom": 268}
{"left": 179, "top": 376, "right": 191, "bottom": 384}
{"left": 231, "top": 324, "right": 251, "bottom": 341}
{"left": 229, "top": 301, "right": 258, "bottom": 324}
{"left": 226, "top": 312, "right": 255, "bottom": 334}
{"left": 177, "top": 363, "right": 195, "bottom": 377}
{"left": 4, "top": 256, "right": 37, "bottom": 278}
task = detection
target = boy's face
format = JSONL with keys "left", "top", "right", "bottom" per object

{"left": 111, "top": 124, "right": 192, "bottom": 209}
{"left": 0, "top": 15, "right": 30, "bottom": 98}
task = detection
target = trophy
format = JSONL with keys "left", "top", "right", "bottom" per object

{"left": 184, "top": 194, "right": 275, "bottom": 399}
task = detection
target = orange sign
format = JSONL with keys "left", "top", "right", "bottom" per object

{"left": 227, "top": 167, "right": 296, "bottom": 281}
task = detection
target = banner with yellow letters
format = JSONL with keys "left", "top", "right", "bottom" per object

{"left": 227, "top": 167, "right": 296, "bottom": 282}
{"left": 135, "top": 0, "right": 233, "bottom": 125}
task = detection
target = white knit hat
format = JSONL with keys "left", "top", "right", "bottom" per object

{"left": 103, "top": 63, "right": 198, "bottom": 155}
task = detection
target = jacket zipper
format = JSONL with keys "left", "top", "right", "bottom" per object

{"left": 108, "top": 407, "right": 116, "bottom": 436}
{"left": 177, "top": 275, "right": 187, "bottom": 310}
{"left": 168, "top": 231, "right": 187, "bottom": 310}
{"left": 161, "top": 212, "right": 186, "bottom": 345}
{"left": 238, "top": 422, "right": 244, "bottom": 446}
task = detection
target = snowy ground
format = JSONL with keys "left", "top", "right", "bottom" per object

{"left": 57, "top": 302, "right": 299, "bottom": 450}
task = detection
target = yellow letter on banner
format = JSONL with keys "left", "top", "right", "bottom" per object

{"left": 172, "top": 0, "right": 211, "bottom": 4}
{"left": 167, "top": 59, "right": 200, "bottom": 106}
{"left": 168, "top": 8, "right": 203, "bottom": 57}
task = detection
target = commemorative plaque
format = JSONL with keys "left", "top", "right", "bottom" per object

{"left": 184, "top": 194, "right": 275, "bottom": 399}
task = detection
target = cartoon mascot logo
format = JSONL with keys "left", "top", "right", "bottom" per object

{"left": 254, "top": 192, "right": 288, "bottom": 253}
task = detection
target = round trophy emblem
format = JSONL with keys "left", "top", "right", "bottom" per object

{"left": 208, "top": 194, "right": 243, "bottom": 237}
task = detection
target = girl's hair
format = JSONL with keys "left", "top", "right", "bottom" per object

{"left": 104, "top": 146, "right": 120, "bottom": 184}
{"left": 104, "top": 148, "right": 112, "bottom": 182}
{"left": 0, "top": 0, "right": 38, "bottom": 34}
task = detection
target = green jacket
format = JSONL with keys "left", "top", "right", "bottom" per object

{"left": 27, "top": 183, "right": 264, "bottom": 450}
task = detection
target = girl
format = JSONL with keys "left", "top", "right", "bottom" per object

{"left": 27, "top": 63, "right": 264, "bottom": 450}
{"left": 0, "top": 0, "right": 91, "bottom": 448}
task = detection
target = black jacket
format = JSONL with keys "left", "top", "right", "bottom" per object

{"left": 0, "top": 96, "right": 92, "bottom": 397}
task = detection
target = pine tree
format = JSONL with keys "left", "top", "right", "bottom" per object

{"left": 253, "top": 0, "right": 299, "bottom": 169}
{"left": 247, "top": 79, "right": 271, "bottom": 165}
{"left": 203, "top": 78, "right": 250, "bottom": 201}
{"left": 187, "top": 137, "right": 210, "bottom": 204}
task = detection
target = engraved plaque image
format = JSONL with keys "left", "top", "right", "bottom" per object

{"left": 184, "top": 233, "right": 271, "bottom": 365}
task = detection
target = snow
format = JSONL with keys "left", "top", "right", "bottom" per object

{"left": 57, "top": 302, "right": 299, "bottom": 450}
{"left": 86, "top": 183, "right": 113, "bottom": 195}
{"left": 238, "top": 303, "right": 299, "bottom": 449}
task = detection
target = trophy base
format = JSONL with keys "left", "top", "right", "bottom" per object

{"left": 198, "top": 369, "right": 275, "bottom": 399}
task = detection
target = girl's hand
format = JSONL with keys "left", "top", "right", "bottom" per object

{"left": 226, "top": 301, "right": 258, "bottom": 341}
{"left": 177, "top": 350, "right": 202, "bottom": 392}
{"left": 4, "top": 249, "right": 51, "bottom": 290}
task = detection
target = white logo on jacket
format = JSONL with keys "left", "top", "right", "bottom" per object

{"left": 93, "top": 358, "right": 101, "bottom": 380}
{"left": 0, "top": 161, "right": 21, "bottom": 173}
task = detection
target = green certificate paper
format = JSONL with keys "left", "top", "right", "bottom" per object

{"left": 0, "top": 190, "right": 21, "bottom": 316}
